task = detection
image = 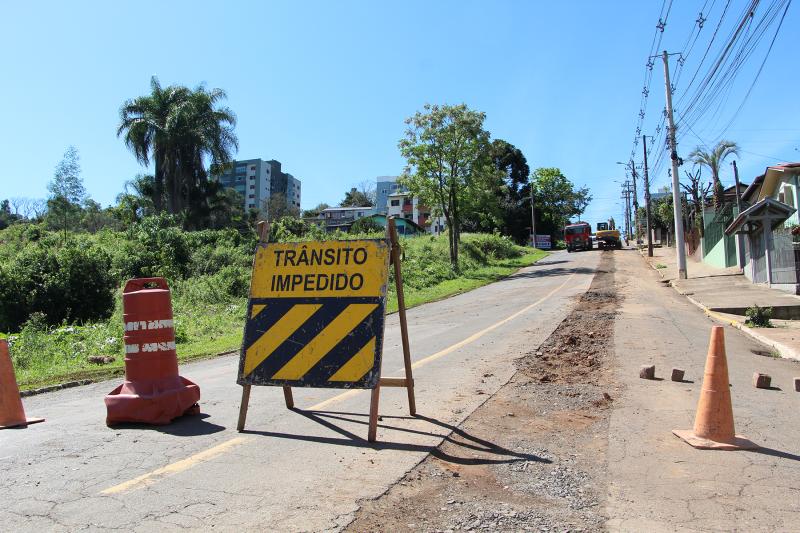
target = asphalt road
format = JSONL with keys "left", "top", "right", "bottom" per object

{"left": 1, "top": 249, "right": 601, "bottom": 532}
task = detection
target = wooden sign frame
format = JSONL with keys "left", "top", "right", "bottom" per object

{"left": 236, "top": 217, "right": 416, "bottom": 442}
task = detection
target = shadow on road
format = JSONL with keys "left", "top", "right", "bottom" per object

{"left": 749, "top": 446, "right": 800, "bottom": 462}
{"left": 241, "top": 409, "right": 550, "bottom": 466}
{"left": 111, "top": 413, "right": 226, "bottom": 436}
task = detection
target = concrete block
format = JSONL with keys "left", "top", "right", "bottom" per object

{"left": 639, "top": 365, "right": 655, "bottom": 380}
{"left": 671, "top": 368, "right": 685, "bottom": 382}
{"left": 793, "top": 377, "right": 800, "bottom": 392}
{"left": 753, "top": 372, "right": 772, "bottom": 389}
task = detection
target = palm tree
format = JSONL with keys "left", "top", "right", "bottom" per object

{"left": 688, "top": 140, "right": 739, "bottom": 211}
{"left": 117, "top": 77, "right": 190, "bottom": 213}
{"left": 117, "top": 77, "right": 237, "bottom": 223}
{"left": 169, "top": 85, "right": 238, "bottom": 219}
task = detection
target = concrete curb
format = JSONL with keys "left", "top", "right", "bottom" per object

{"left": 20, "top": 379, "right": 94, "bottom": 398}
{"left": 637, "top": 249, "right": 800, "bottom": 362}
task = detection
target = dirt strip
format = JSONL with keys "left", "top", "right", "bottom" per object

{"left": 346, "top": 251, "right": 619, "bottom": 532}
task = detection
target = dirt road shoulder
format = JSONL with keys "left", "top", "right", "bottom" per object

{"left": 346, "top": 251, "right": 619, "bottom": 532}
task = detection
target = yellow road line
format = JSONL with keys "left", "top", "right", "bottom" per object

{"left": 100, "top": 437, "right": 247, "bottom": 495}
{"left": 101, "top": 264, "right": 579, "bottom": 496}
{"left": 410, "top": 273, "right": 575, "bottom": 370}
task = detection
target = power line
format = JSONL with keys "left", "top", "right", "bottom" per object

{"left": 713, "top": 0, "right": 792, "bottom": 139}
{"left": 644, "top": 0, "right": 792, "bottom": 188}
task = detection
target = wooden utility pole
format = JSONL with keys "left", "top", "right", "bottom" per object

{"left": 630, "top": 160, "right": 640, "bottom": 242}
{"left": 662, "top": 50, "right": 688, "bottom": 279}
{"left": 642, "top": 135, "right": 654, "bottom": 257}
{"left": 621, "top": 181, "right": 633, "bottom": 242}
{"left": 529, "top": 180, "right": 537, "bottom": 248}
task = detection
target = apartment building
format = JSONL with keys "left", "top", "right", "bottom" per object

{"left": 214, "top": 158, "right": 301, "bottom": 213}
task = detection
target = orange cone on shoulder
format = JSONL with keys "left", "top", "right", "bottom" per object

{"left": 0, "top": 339, "right": 44, "bottom": 429}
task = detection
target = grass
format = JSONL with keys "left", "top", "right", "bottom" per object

{"left": 655, "top": 263, "right": 667, "bottom": 269}
{"left": 9, "top": 235, "right": 548, "bottom": 391}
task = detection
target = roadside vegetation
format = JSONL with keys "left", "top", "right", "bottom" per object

{"left": 0, "top": 218, "right": 545, "bottom": 390}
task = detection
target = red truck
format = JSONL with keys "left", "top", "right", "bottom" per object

{"left": 565, "top": 222, "right": 593, "bottom": 253}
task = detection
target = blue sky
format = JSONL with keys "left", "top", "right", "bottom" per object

{"left": 1, "top": 1, "right": 797, "bottom": 227}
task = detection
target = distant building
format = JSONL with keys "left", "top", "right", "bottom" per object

{"left": 373, "top": 175, "right": 441, "bottom": 233}
{"left": 322, "top": 206, "right": 377, "bottom": 232}
{"left": 214, "top": 158, "right": 301, "bottom": 213}
{"left": 386, "top": 192, "right": 432, "bottom": 229}
{"left": 375, "top": 176, "right": 402, "bottom": 215}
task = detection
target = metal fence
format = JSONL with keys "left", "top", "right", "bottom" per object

{"left": 770, "top": 226, "right": 799, "bottom": 285}
{"left": 702, "top": 205, "right": 739, "bottom": 268}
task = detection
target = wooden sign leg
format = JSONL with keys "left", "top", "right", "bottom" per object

{"left": 237, "top": 384, "right": 251, "bottom": 432}
{"left": 368, "top": 384, "right": 381, "bottom": 442}
{"left": 282, "top": 386, "right": 294, "bottom": 409}
{"left": 237, "top": 220, "right": 271, "bottom": 431}
{"left": 388, "top": 218, "right": 417, "bottom": 416}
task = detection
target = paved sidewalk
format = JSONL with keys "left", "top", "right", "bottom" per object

{"left": 607, "top": 249, "right": 800, "bottom": 532}
{"left": 641, "top": 245, "right": 800, "bottom": 361}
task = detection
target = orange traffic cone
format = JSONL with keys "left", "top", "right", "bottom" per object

{"left": 0, "top": 339, "right": 44, "bottom": 429}
{"left": 673, "top": 326, "right": 756, "bottom": 450}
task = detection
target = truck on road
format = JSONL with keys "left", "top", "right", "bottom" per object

{"left": 595, "top": 222, "right": 622, "bottom": 249}
{"left": 565, "top": 222, "right": 593, "bottom": 252}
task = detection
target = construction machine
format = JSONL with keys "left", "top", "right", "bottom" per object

{"left": 595, "top": 222, "right": 622, "bottom": 250}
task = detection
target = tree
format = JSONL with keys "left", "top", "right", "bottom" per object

{"left": 530, "top": 168, "right": 593, "bottom": 239}
{"left": 460, "top": 139, "right": 530, "bottom": 240}
{"left": 399, "top": 103, "right": 493, "bottom": 270}
{"left": 47, "top": 146, "right": 86, "bottom": 242}
{"left": 340, "top": 187, "right": 374, "bottom": 207}
{"left": 117, "top": 76, "right": 238, "bottom": 226}
{"left": 207, "top": 187, "right": 250, "bottom": 231}
{"left": 302, "top": 203, "right": 329, "bottom": 218}
{"left": 688, "top": 140, "right": 739, "bottom": 211}
{"left": 681, "top": 166, "right": 712, "bottom": 235}
{"left": 80, "top": 199, "right": 117, "bottom": 233}
{"left": 0, "top": 200, "right": 20, "bottom": 229}
{"left": 263, "top": 192, "right": 300, "bottom": 222}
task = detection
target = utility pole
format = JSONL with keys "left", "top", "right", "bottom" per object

{"left": 621, "top": 181, "right": 633, "bottom": 242}
{"left": 732, "top": 160, "right": 745, "bottom": 270}
{"left": 662, "top": 50, "right": 687, "bottom": 279}
{"left": 630, "top": 160, "right": 640, "bottom": 242}
{"left": 642, "top": 135, "right": 653, "bottom": 257}
{"left": 529, "top": 180, "right": 537, "bottom": 248}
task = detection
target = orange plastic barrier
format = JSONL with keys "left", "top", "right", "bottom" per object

{"left": 0, "top": 339, "right": 44, "bottom": 429}
{"left": 105, "top": 278, "right": 200, "bottom": 425}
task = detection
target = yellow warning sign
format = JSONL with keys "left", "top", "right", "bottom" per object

{"left": 250, "top": 240, "right": 389, "bottom": 299}
{"left": 237, "top": 239, "right": 390, "bottom": 389}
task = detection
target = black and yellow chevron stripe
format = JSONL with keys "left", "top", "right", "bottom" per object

{"left": 236, "top": 297, "right": 385, "bottom": 389}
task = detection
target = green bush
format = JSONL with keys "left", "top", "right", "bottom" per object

{"left": 270, "top": 216, "right": 328, "bottom": 242}
{"left": 466, "top": 233, "right": 522, "bottom": 259}
{"left": 111, "top": 215, "right": 191, "bottom": 280}
{"left": 745, "top": 304, "right": 773, "bottom": 328}
{"left": 0, "top": 241, "right": 115, "bottom": 332}
{"left": 350, "top": 217, "right": 384, "bottom": 234}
